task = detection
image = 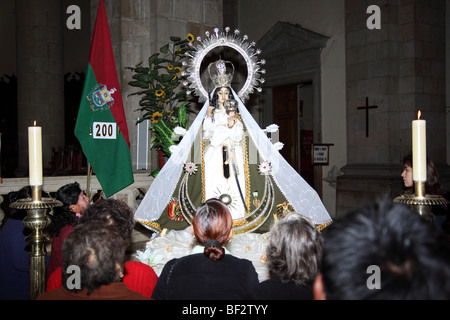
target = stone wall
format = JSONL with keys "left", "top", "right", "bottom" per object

{"left": 337, "top": 0, "right": 448, "bottom": 216}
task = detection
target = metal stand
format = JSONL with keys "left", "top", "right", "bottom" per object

{"left": 394, "top": 181, "right": 449, "bottom": 222}
{"left": 9, "top": 185, "right": 62, "bottom": 300}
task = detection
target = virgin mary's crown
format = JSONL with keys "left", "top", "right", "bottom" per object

{"left": 208, "top": 59, "right": 234, "bottom": 87}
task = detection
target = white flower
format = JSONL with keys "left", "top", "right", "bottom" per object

{"left": 135, "top": 249, "right": 164, "bottom": 267}
{"left": 263, "top": 124, "right": 279, "bottom": 133}
{"left": 258, "top": 161, "right": 272, "bottom": 175}
{"left": 173, "top": 126, "right": 187, "bottom": 136}
{"left": 273, "top": 142, "right": 284, "bottom": 150}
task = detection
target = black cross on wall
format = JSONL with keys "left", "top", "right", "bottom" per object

{"left": 357, "top": 97, "right": 378, "bottom": 138}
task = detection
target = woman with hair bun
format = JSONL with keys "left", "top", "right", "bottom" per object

{"left": 151, "top": 198, "right": 259, "bottom": 300}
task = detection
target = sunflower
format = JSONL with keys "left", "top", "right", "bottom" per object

{"left": 167, "top": 64, "right": 174, "bottom": 70}
{"left": 151, "top": 111, "right": 163, "bottom": 123}
{"left": 174, "top": 67, "right": 182, "bottom": 75}
{"left": 186, "top": 33, "right": 194, "bottom": 43}
{"left": 166, "top": 110, "right": 173, "bottom": 115}
{"left": 155, "top": 89, "right": 165, "bottom": 97}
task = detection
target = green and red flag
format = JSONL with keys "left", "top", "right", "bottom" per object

{"left": 75, "top": 0, "right": 133, "bottom": 197}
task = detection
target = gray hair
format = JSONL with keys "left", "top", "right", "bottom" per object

{"left": 267, "top": 213, "right": 323, "bottom": 286}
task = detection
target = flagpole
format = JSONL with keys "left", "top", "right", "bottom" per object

{"left": 86, "top": 161, "right": 92, "bottom": 200}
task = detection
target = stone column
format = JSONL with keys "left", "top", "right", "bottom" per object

{"left": 16, "top": 0, "right": 64, "bottom": 175}
{"left": 337, "top": 0, "right": 447, "bottom": 216}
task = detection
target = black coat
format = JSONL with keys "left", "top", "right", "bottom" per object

{"left": 254, "top": 278, "right": 314, "bottom": 300}
{"left": 151, "top": 253, "right": 259, "bottom": 300}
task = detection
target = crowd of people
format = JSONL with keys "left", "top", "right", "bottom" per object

{"left": 1, "top": 176, "right": 450, "bottom": 300}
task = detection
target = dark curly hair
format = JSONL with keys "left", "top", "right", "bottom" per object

{"left": 321, "top": 200, "right": 450, "bottom": 300}
{"left": 62, "top": 222, "right": 126, "bottom": 295}
{"left": 49, "top": 182, "right": 82, "bottom": 236}
{"left": 79, "top": 198, "right": 135, "bottom": 246}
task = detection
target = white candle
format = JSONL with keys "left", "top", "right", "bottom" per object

{"left": 412, "top": 111, "right": 426, "bottom": 182}
{"left": 28, "top": 121, "right": 43, "bottom": 186}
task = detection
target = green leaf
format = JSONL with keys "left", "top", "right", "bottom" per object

{"left": 153, "top": 119, "right": 175, "bottom": 156}
{"left": 135, "top": 67, "right": 150, "bottom": 73}
{"left": 148, "top": 53, "right": 159, "bottom": 66}
{"left": 128, "top": 81, "right": 149, "bottom": 89}
{"left": 178, "top": 104, "right": 187, "bottom": 128}
{"left": 170, "top": 36, "right": 182, "bottom": 42}
{"left": 150, "top": 169, "right": 161, "bottom": 178}
{"left": 154, "top": 58, "right": 167, "bottom": 65}
{"left": 160, "top": 44, "right": 169, "bottom": 54}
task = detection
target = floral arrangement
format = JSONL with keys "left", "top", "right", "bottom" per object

{"left": 127, "top": 34, "right": 197, "bottom": 170}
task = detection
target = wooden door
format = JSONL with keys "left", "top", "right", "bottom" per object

{"left": 272, "top": 84, "right": 299, "bottom": 172}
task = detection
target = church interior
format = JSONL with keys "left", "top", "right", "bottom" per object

{"left": 1, "top": 0, "right": 450, "bottom": 300}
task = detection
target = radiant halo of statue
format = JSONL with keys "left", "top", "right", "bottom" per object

{"left": 182, "top": 27, "right": 266, "bottom": 103}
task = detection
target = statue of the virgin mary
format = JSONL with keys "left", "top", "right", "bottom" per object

{"left": 134, "top": 28, "right": 332, "bottom": 235}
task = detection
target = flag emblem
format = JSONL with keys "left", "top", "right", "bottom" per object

{"left": 87, "top": 84, "right": 117, "bottom": 111}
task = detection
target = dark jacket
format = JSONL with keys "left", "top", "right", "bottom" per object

{"left": 254, "top": 278, "right": 314, "bottom": 300}
{"left": 152, "top": 253, "right": 259, "bottom": 300}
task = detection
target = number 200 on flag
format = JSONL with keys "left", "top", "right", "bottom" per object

{"left": 93, "top": 122, "right": 117, "bottom": 139}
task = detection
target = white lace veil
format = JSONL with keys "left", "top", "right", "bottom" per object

{"left": 134, "top": 87, "right": 332, "bottom": 226}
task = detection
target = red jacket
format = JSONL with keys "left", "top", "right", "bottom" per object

{"left": 46, "top": 225, "right": 74, "bottom": 280}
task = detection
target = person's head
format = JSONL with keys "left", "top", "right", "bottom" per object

{"left": 267, "top": 213, "right": 322, "bottom": 286}
{"left": 401, "top": 154, "right": 414, "bottom": 188}
{"left": 50, "top": 182, "right": 89, "bottom": 235}
{"left": 55, "top": 182, "right": 89, "bottom": 214}
{"left": 191, "top": 198, "right": 233, "bottom": 261}
{"left": 61, "top": 222, "right": 127, "bottom": 295}
{"left": 314, "top": 200, "right": 450, "bottom": 300}
{"left": 224, "top": 99, "right": 238, "bottom": 116}
{"left": 79, "top": 198, "right": 135, "bottom": 245}
{"left": 211, "top": 86, "right": 234, "bottom": 108}
{"left": 401, "top": 153, "right": 444, "bottom": 196}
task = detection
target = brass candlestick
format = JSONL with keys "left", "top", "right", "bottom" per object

{"left": 394, "top": 181, "right": 449, "bottom": 222}
{"left": 9, "top": 185, "right": 62, "bottom": 300}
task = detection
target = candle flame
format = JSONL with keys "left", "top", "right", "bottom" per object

{"left": 33, "top": 120, "right": 37, "bottom": 126}
{"left": 417, "top": 110, "right": 421, "bottom": 120}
